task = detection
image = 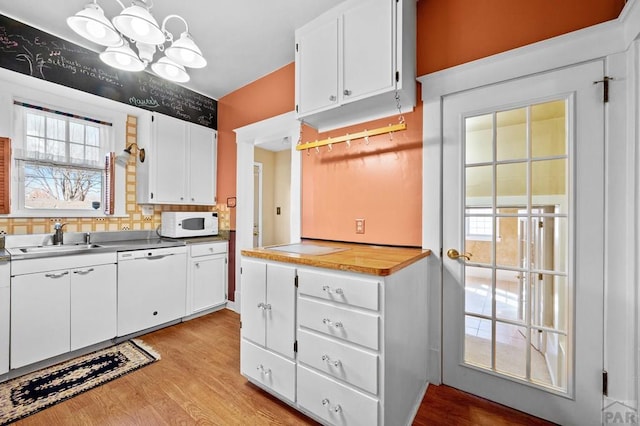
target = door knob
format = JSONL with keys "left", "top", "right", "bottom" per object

{"left": 447, "top": 248, "right": 472, "bottom": 261}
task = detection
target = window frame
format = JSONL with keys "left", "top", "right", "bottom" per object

{"left": 9, "top": 100, "right": 118, "bottom": 218}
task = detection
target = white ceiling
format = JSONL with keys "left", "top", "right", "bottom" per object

{"left": 0, "top": 0, "right": 345, "bottom": 100}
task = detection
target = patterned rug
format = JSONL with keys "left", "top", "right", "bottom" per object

{"left": 0, "top": 339, "right": 160, "bottom": 425}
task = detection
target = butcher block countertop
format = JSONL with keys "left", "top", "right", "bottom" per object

{"left": 241, "top": 239, "right": 431, "bottom": 276}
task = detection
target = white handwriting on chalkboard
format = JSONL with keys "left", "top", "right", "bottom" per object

{"left": 129, "top": 96, "right": 159, "bottom": 108}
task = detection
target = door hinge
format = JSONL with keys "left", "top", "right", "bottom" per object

{"left": 295, "top": 43, "right": 299, "bottom": 52}
{"left": 538, "top": 273, "right": 543, "bottom": 281}
{"left": 239, "top": 321, "right": 242, "bottom": 329}
{"left": 593, "top": 76, "right": 613, "bottom": 103}
{"left": 295, "top": 104, "right": 299, "bottom": 113}
{"left": 395, "top": 70, "right": 400, "bottom": 83}
{"left": 240, "top": 266, "right": 243, "bottom": 275}
{"left": 539, "top": 220, "right": 543, "bottom": 228}
{"left": 294, "top": 275, "right": 299, "bottom": 288}
{"left": 294, "top": 340, "right": 298, "bottom": 353}
{"left": 603, "top": 369, "right": 608, "bottom": 396}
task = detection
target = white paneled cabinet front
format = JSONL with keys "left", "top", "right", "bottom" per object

{"left": 187, "top": 241, "right": 228, "bottom": 315}
{"left": 10, "top": 253, "right": 117, "bottom": 369}
{"left": 139, "top": 113, "right": 217, "bottom": 205}
{"left": 70, "top": 263, "right": 117, "bottom": 351}
{"left": 11, "top": 270, "right": 70, "bottom": 369}
{"left": 240, "top": 258, "right": 296, "bottom": 402}
{"left": 240, "top": 254, "right": 429, "bottom": 425}
{"left": 295, "top": 0, "right": 416, "bottom": 130}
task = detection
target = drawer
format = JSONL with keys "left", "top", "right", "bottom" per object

{"left": 240, "top": 339, "right": 295, "bottom": 403}
{"left": 297, "top": 365, "right": 379, "bottom": 426}
{"left": 190, "top": 241, "right": 227, "bottom": 257}
{"left": 298, "top": 329, "right": 378, "bottom": 394}
{"left": 298, "top": 298, "right": 379, "bottom": 350}
{"left": 297, "top": 268, "right": 379, "bottom": 311}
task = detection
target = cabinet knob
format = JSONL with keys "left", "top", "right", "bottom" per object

{"left": 322, "top": 285, "right": 344, "bottom": 295}
{"left": 329, "top": 95, "right": 337, "bottom": 102}
{"left": 257, "top": 364, "right": 271, "bottom": 376}
{"left": 180, "top": 197, "right": 184, "bottom": 201}
{"left": 322, "top": 318, "right": 343, "bottom": 328}
{"left": 321, "top": 354, "right": 342, "bottom": 368}
{"left": 343, "top": 89, "right": 352, "bottom": 96}
{"left": 191, "top": 198, "right": 195, "bottom": 201}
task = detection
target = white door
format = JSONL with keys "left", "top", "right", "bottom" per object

{"left": 442, "top": 61, "right": 604, "bottom": 425}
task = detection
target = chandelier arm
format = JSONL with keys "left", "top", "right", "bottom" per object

{"left": 161, "top": 14, "right": 189, "bottom": 37}
{"left": 114, "top": 0, "right": 126, "bottom": 10}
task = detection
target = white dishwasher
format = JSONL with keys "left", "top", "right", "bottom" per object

{"left": 117, "top": 246, "right": 188, "bottom": 337}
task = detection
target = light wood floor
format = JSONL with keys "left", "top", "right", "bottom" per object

{"left": 15, "top": 309, "right": 554, "bottom": 425}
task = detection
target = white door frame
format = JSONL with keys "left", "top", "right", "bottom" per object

{"left": 253, "top": 162, "right": 263, "bottom": 247}
{"left": 419, "top": 1, "right": 639, "bottom": 410}
{"left": 234, "top": 111, "right": 301, "bottom": 312}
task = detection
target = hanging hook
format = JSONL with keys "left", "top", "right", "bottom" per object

{"left": 328, "top": 143, "right": 333, "bottom": 151}
{"left": 315, "top": 146, "right": 320, "bottom": 154}
{"left": 364, "top": 130, "right": 369, "bottom": 145}
{"left": 306, "top": 149, "right": 310, "bottom": 156}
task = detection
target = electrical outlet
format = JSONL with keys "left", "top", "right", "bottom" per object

{"left": 355, "top": 218, "right": 365, "bottom": 234}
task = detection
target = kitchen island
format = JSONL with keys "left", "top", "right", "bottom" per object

{"left": 240, "top": 240, "right": 431, "bottom": 426}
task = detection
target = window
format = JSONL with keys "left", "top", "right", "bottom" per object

{"left": 465, "top": 208, "right": 498, "bottom": 241}
{"left": 13, "top": 102, "right": 112, "bottom": 214}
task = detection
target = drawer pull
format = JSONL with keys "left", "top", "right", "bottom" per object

{"left": 257, "top": 302, "right": 272, "bottom": 311}
{"left": 322, "top": 318, "right": 343, "bottom": 328}
{"left": 44, "top": 271, "right": 69, "bottom": 279}
{"left": 73, "top": 268, "right": 94, "bottom": 275}
{"left": 322, "top": 285, "right": 344, "bottom": 295}
{"left": 256, "top": 364, "right": 271, "bottom": 376}
{"left": 321, "top": 354, "right": 342, "bottom": 367}
{"left": 321, "top": 398, "right": 342, "bottom": 413}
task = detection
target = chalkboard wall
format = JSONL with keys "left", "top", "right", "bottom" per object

{"left": 0, "top": 14, "right": 217, "bottom": 129}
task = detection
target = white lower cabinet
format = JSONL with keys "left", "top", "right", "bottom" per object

{"left": 240, "top": 258, "right": 297, "bottom": 401}
{"left": 10, "top": 253, "right": 117, "bottom": 369}
{"left": 297, "top": 365, "right": 379, "bottom": 426}
{"left": 241, "top": 339, "right": 296, "bottom": 402}
{"left": 0, "top": 260, "right": 8, "bottom": 375}
{"left": 240, "top": 256, "right": 429, "bottom": 426}
{"left": 70, "top": 263, "right": 117, "bottom": 351}
{"left": 187, "top": 241, "right": 227, "bottom": 316}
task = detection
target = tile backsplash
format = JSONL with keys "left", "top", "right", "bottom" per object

{"left": 0, "top": 115, "right": 230, "bottom": 236}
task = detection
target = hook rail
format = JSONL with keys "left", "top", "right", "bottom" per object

{"left": 296, "top": 123, "right": 407, "bottom": 151}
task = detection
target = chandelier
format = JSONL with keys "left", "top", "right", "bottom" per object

{"left": 67, "top": 0, "right": 206, "bottom": 83}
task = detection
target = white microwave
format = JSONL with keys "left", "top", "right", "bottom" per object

{"left": 160, "top": 212, "right": 219, "bottom": 238}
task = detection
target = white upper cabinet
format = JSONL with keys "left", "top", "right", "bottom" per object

{"left": 295, "top": 0, "right": 416, "bottom": 131}
{"left": 138, "top": 113, "right": 217, "bottom": 205}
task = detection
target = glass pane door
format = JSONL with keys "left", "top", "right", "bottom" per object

{"left": 463, "top": 100, "right": 570, "bottom": 392}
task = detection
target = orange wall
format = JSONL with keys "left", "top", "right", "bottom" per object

{"left": 217, "top": 1, "right": 624, "bottom": 245}
{"left": 418, "top": 0, "right": 625, "bottom": 75}
{"left": 217, "top": 63, "right": 295, "bottom": 229}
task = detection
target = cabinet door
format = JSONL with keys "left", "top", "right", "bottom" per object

{"left": 192, "top": 255, "right": 226, "bottom": 312}
{"left": 266, "top": 263, "right": 296, "bottom": 359}
{"left": 342, "top": 0, "right": 394, "bottom": 103}
{"left": 296, "top": 17, "right": 339, "bottom": 116}
{"left": 70, "top": 263, "right": 116, "bottom": 351}
{"left": 188, "top": 125, "right": 216, "bottom": 205}
{"left": 11, "top": 270, "right": 71, "bottom": 369}
{"left": 153, "top": 114, "right": 187, "bottom": 203}
{"left": 240, "top": 259, "right": 267, "bottom": 346}
{"left": 0, "top": 262, "right": 9, "bottom": 375}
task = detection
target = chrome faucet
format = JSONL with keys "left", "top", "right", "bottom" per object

{"left": 53, "top": 222, "right": 66, "bottom": 245}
